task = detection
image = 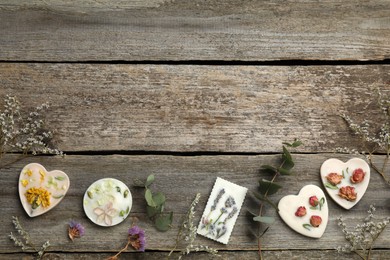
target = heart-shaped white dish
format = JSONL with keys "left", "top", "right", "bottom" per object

{"left": 19, "top": 163, "right": 70, "bottom": 217}
{"left": 320, "top": 158, "right": 370, "bottom": 210}
{"left": 278, "top": 185, "right": 328, "bottom": 238}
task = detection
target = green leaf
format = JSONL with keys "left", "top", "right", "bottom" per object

{"left": 145, "top": 189, "right": 156, "bottom": 207}
{"left": 259, "top": 226, "right": 270, "bottom": 238}
{"left": 325, "top": 182, "right": 338, "bottom": 190}
{"left": 145, "top": 174, "right": 155, "bottom": 188}
{"left": 303, "top": 224, "right": 312, "bottom": 231}
{"left": 283, "top": 139, "right": 302, "bottom": 147}
{"left": 282, "top": 146, "right": 294, "bottom": 170}
{"left": 258, "top": 179, "right": 282, "bottom": 196}
{"left": 253, "top": 192, "right": 279, "bottom": 211}
{"left": 55, "top": 176, "right": 65, "bottom": 181}
{"left": 319, "top": 197, "right": 325, "bottom": 210}
{"left": 146, "top": 205, "right": 162, "bottom": 218}
{"left": 155, "top": 212, "right": 173, "bottom": 232}
{"left": 261, "top": 165, "right": 278, "bottom": 174}
{"left": 278, "top": 167, "right": 292, "bottom": 175}
{"left": 310, "top": 206, "right": 318, "bottom": 210}
{"left": 253, "top": 215, "right": 275, "bottom": 224}
{"left": 153, "top": 192, "right": 166, "bottom": 206}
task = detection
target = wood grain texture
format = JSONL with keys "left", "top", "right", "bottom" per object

{"left": 3, "top": 250, "right": 390, "bottom": 260}
{"left": 0, "top": 0, "right": 389, "bottom": 61}
{"left": 1, "top": 154, "right": 389, "bottom": 254}
{"left": 1, "top": 63, "right": 389, "bottom": 153}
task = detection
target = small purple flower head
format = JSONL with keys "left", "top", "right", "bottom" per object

{"left": 68, "top": 220, "right": 85, "bottom": 241}
{"left": 128, "top": 226, "right": 146, "bottom": 252}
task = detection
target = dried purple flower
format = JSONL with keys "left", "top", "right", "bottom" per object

{"left": 211, "top": 189, "right": 225, "bottom": 211}
{"left": 68, "top": 220, "right": 85, "bottom": 241}
{"left": 224, "top": 196, "right": 236, "bottom": 208}
{"left": 128, "top": 226, "right": 146, "bottom": 252}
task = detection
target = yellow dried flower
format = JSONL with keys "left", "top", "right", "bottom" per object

{"left": 25, "top": 169, "right": 33, "bottom": 177}
{"left": 39, "top": 170, "right": 45, "bottom": 183}
{"left": 21, "top": 180, "right": 29, "bottom": 187}
{"left": 25, "top": 187, "right": 51, "bottom": 208}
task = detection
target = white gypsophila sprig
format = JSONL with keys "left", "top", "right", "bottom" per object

{"left": 9, "top": 216, "right": 50, "bottom": 259}
{"left": 169, "top": 193, "right": 219, "bottom": 259}
{"left": 336, "top": 205, "right": 390, "bottom": 260}
{"left": 337, "top": 88, "right": 390, "bottom": 186}
{"left": 0, "top": 95, "right": 63, "bottom": 160}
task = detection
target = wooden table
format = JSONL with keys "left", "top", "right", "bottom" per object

{"left": 1, "top": 1, "right": 389, "bottom": 259}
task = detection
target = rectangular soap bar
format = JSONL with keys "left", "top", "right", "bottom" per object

{"left": 197, "top": 177, "right": 248, "bottom": 244}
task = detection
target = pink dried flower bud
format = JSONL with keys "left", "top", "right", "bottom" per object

{"left": 295, "top": 206, "right": 307, "bottom": 217}
{"left": 310, "top": 215, "right": 322, "bottom": 227}
{"left": 339, "top": 186, "right": 357, "bottom": 201}
{"left": 350, "top": 168, "right": 365, "bottom": 184}
{"left": 326, "top": 172, "right": 343, "bottom": 185}
{"left": 309, "top": 196, "right": 319, "bottom": 207}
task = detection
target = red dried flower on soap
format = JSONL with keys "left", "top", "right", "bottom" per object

{"left": 309, "top": 196, "right": 319, "bottom": 207}
{"left": 326, "top": 172, "right": 343, "bottom": 185}
{"left": 310, "top": 215, "right": 322, "bottom": 227}
{"left": 295, "top": 206, "right": 307, "bottom": 217}
{"left": 350, "top": 168, "right": 365, "bottom": 184}
{"left": 339, "top": 186, "right": 357, "bottom": 201}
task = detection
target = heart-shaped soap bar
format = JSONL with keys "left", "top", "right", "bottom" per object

{"left": 19, "top": 163, "right": 70, "bottom": 217}
{"left": 320, "top": 158, "right": 370, "bottom": 210}
{"left": 278, "top": 185, "right": 328, "bottom": 238}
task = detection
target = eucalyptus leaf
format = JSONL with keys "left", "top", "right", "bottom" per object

{"left": 259, "top": 226, "right": 270, "bottom": 238}
{"left": 253, "top": 192, "right": 279, "bottom": 211}
{"left": 278, "top": 167, "right": 292, "bottom": 175}
{"left": 282, "top": 146, "right": 294, "bottom": 170}
{"left": 253, "top": 215, "right": 275, "bottom": 224}
{"left": 155, "top": 212, "right": 173, "bottom": 232}
{"left": 147, "top": 205, "right": 162, "bottom": 218}
{"left": 145, "top": 174, "right": 155, "bottom": 188}
{"left": 258, "top": 179, "right": 282, "bottom": 196}
{"left": 153, "top": 192, "right": 166, "bottom": 206}
{"left": 261, "top": 165, "right": 278, "bottom": 174}
{"left": 282, "top": 139, "right": 302, "bottom": 147}
{"left": 145, "top": 189, "right": 156, "bottom": 207}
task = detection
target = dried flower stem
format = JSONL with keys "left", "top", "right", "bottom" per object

{"left": 337, "top": 205, "right": 389, "bottom": 260}
{"left": 9, "top": 216, "right": 50, "bottom": 259}
{"left": 168, "top": 193, "right": 218, "bottom": 259}
{"left": 0, "top": 95, "right": 63, "bottom": 168}
{"left": 337, "top": 88, "right": 389, "bottom": 186}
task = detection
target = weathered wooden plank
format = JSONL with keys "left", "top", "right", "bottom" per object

{"left": 1, "top": 64, "right": 389, "bottom": 153}
{"left": 1, "top": 154, "right": 389, "bottom": 253}
{"left": 0, "top": 1, "right": 389, "bottom": 61}
{"left": 3, "top": 250, "right": 390, "bottom": 260}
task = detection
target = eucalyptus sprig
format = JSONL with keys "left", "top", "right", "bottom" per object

{"left": 9, "top": 216, "right": 50, "bottom": 259}
{"left": 133, "top": 174, "right": 173, "bottom": 232}
{"left": 251, "top": 139, "right": 302, "bottom": 260}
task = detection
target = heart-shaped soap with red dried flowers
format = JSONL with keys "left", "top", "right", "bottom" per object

{"left": 278, "top": 185, "right": 328, "bottom": 238}
{"left": 19, "top": 163, "right": 70, "bottom": 217}
{"left": 320, "top": 158, "right": 370, "bottom": 210}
